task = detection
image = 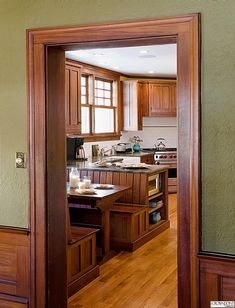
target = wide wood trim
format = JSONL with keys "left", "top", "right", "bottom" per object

{"left": 0, "top": 293, "right": 29, "bottom": 303}
{"left": 27, "top": 14, "right": 200, "bottom": 308}
{"left": 28, "top": 15, "right": 196, "bottom": 45}
{"left": 46, "top": 46, "right": 67, "bottom": 307}
{"left": 0, "top": 226, "right": 30, "bottom": 235}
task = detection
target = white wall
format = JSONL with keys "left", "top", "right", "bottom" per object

{"left": 83, "top": 117, "right": 177, "bottom": 158}
{"left": 83, "top": 139, "right": 120, "bottom": 159}
{"left": 120, "top": 117, "right": 177, "bottom": 148}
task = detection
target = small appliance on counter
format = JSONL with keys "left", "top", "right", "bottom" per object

{"left": 66, "top": 136, "right": 87, "bottom": 161}
{"left": 155, "top": 137, "right": 166, "bottom": 151}
{"left": 115, "top": 143, "right": 132, "bottom": 153}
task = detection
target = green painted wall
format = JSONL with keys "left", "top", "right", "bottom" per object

{"left": 0, "top": 0, "right": 235, "bottom": 254}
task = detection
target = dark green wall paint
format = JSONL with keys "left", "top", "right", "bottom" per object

{"left": 0, "top": 0, "right": 235, "bottom": 254}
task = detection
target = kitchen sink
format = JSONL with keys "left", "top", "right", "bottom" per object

{"left": 103, "top": 157, "right": 123, "bottom": 163}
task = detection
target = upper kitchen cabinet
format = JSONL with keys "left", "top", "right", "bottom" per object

{"left": 122, "top": 80, "right": 147, "bottom": 131}
{"left": 149, "top": 80, "right": 176, "bottom": 117}
{"left": 122, "top": 79, "right": 176, "bottom": 131}
{"left": 65, "top": 61, "right": 82, "bottom": 135}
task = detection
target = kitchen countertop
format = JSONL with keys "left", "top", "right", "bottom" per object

{"left": 67, "top": 160, "right": 168, "bottom": 174}
{"left": 110, "top": 151, "right": 153, "bottom": 157}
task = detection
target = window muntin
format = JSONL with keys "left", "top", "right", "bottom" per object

{"left": 80, "top": 75, "right": 118, "bottom": 137}
{"left": 81, "top": 75, "right": 88, "bottom": 105}
{"left": 95, "top": 79, "right": 112, "bottom": 107}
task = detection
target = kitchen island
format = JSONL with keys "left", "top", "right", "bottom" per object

{"left": 67, "top": 162, "right": 169, "bottom": 251}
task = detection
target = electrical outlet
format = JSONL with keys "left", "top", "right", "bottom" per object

{"left": 15, "top": 152, "right": 27, "bottom": 168}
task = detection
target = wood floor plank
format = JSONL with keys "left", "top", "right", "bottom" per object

{"left": 68, "top": 194, "right": 178, "bottom": 308}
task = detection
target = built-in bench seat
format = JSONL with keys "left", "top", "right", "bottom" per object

{"left": 110, "top": 203, "right": 148, "bottom": 251}
{"left": 67, "top": 223, "right": 99, "bottom": 296}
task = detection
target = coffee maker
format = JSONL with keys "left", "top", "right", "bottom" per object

{"left": 66, "top": 136, "right": 87, "bottom": 161}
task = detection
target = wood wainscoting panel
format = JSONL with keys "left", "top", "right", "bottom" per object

{"left": 199, "top": 255, "right": 235, "bottom": 307}
{"left": 0, "top": 228, "right": 30, "bottom": 299}
{"left": 0, "top": 293, "right": 28, "bottom": 308}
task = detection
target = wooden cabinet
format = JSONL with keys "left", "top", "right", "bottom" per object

{"left": 149, "top": 81, "right": 176, "bottom": 116}
{"left": 65, "top": 62, "right": 81, "bottom": 135}
{"left": 138, "top": 81, "right": 149, "bottom": 117}
{"left": 122, "top": 79, "right": 176, "bottom": 130}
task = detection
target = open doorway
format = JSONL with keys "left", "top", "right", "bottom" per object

{"left": 27, "top": 14, "right": 200, "bottom": 308}
{"left": 65, "top": 43, "right": 178, "bottom": 306}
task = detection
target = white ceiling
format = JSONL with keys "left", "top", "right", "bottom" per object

{"left": 66, "top": 44, "right": 177, "bottom": 78}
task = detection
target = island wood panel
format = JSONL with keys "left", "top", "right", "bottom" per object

{"left": 87, "top": 170, "right": 94, "bottom": 182}
{"left": 106, "top": 172, "right": 113, "bottom": 185}
{"left": 99, "top": 171, "right": 107, "bottom": 184}
{"left": 0, "top": 229, "right": 30, "bottom": 303}
{"left": 199, "top": 255, "right": 235, "bottom": 307}
{"left": 80, "top": 170, "right": 88, "bottom": 179}
{"left": 112, "top": 172, "right": 120, "bottom": 185}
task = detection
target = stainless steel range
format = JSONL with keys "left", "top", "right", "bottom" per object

{"left": 142, "top": 147, "right": 177, "bottom": 193}
{"left": 154, "top": 148, "right": 177, "bottom": 166}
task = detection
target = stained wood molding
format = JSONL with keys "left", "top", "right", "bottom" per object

{"left": 27, "top": 14, "right": 200, "bottom": 308}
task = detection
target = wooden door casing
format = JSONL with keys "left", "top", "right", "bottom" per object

{"left": 27, "top": 15, "right": 200, "bottom": 308}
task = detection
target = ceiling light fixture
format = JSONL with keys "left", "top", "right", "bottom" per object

{"left": 139, "top": 50, "right": 148, "bottom": 54}
{"left": 148, "top": 70, "right": 155, "bottom": 74}
{"left": 93, "top": 53, "right": 105, "bottom": 57}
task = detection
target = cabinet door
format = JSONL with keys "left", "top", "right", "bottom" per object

{"left": 65, "top": 64, "right": 81, "bottom": 134}
{"left": 139, "top": 82, "right": 149, "bottom": 117}
{"left": 149, "top": 82, "right": 176, "bottom": 116}
{"left": 171, "top": 83, "right": 177, "bottom": 115}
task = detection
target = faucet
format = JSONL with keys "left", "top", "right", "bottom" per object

{"left": 99, "top": 146, "right": 116, "bottom": 158}
{"left": 100, "top": 147, "right": 112, "bottom": 158}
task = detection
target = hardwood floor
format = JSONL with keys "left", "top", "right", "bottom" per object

{"left": 68, "top": 194, "right": 177, "bottom": 308}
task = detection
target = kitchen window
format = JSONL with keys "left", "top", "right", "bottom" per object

{"left": 81, "top": 75, "right": 90, "bottom": 134}
{"left": 81, "top": 74, "right": 119, "bottom": 138}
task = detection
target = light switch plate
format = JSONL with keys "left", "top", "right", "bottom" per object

{"left": 15, "top": 152, "right": 27, "bottom": 168}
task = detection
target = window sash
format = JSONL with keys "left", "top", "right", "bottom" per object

{"left": 94, "top": 78, "right": 113, "bottom": 107}
{"left": 80, "top": 75, "right": 118, "bottom": 136}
